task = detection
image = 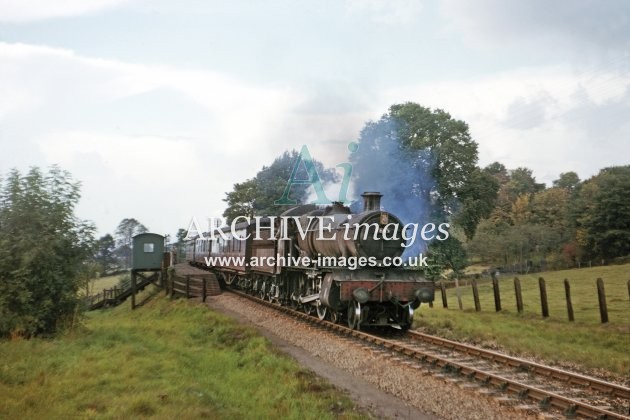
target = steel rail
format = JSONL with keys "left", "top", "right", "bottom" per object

{"left": 407, "top": 330, "right": 630, "bottom": 400}
{"left": 225, "top": 288, "right": 629, "bottom": 419}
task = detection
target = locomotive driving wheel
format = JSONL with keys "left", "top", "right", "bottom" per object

{"left": 400, "top": 306, "right": 414, "bottom": 331}
{"left": 316, "top": 301, "right": 327, "bottom": 320}
{"left": 329, "top": 311, "right": 340, "bottom": 324}
{"left": 303, "top": 304, "right": 314, "bottom": 316}
{"left": 289, "top": 293, "right": 299, "bottom": 309}
{"left": 347, "top": 301, "right": 361, "bottom": 330}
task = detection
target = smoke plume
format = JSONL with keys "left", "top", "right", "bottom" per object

{"left": 349, "top": 117, "right": 437, "bottom": 257}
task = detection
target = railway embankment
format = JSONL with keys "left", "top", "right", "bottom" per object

{"left": 0, "top": 292, "right": 369, "bottom": 419}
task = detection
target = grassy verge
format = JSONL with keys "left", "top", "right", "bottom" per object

{"left": 415, "top": 264, "right": 630, "bottom": 376}
{"left": 0, "top": 294, "right": 366, "bottom": 419}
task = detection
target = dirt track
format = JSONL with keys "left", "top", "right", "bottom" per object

{"left": 204, "top": 293, "right": 534, "bottom": 420}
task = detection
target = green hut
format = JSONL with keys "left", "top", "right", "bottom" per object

{"left": 132, "top": 233, "right": 165, "bottom": 271}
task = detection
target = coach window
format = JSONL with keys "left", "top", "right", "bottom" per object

{"left": 144, "top": 243, "right": 154, "bottom": 253}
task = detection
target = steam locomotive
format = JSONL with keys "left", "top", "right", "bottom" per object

{"left": 186, "top": 192, "right": 434, "bottom": 330}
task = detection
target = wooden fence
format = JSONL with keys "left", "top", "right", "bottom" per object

{"left": 436, "top": 277, "right": 630, "bottom": 324}
{"left": 166, "top": 273, "right": 221, "bottom": 301}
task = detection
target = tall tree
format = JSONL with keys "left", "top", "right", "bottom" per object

{"left": 223, "top": 179, "right": 257, "bottom": 223}
{"left": 350, "top": 102, "right": 481, "bottom": 260}
{"left": 580, "top": 166, "right": 630, "bottom": 260}
{"left": 553, "top": 171, "right": 580, "bottom": 193}
{"left": 223, "top": 150, "right": 337, "bottom": 223}
{"left": 388, "top": 102, "right": 478, "bottom": 212}
{"left": 94, "top": 234, "right": 117, "bottom": 274}
{"left": 0, "top": 166, "right": 95, "bottom": 336}
{"left": 454, "top": 167, "right": 499, "bottom": 240}
{"left": 114, "top": 218, "right": 148, "bottom": 268}
{"left": 174, "top": 228, "right": 188, "bottom": 263}
{"left": 505, "top": 167, "right": 545, "bottom": 202}
{"left": 176, "top": 228, "right": 188, "bottom": 243}
{"left": 484, "top": 162, "right": 510, "bottom": 185}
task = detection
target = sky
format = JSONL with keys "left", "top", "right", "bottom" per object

{"left": 1, "top": 0, "right": 629, "bottom": 238}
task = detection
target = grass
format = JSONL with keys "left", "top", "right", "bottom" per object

{"left": 79, "top": 274, "right": 127, "bottom": 298}
{"left": 92, "top": 274, "right": 127, "bottom": 291}
{"left": 0, "top": 292, "right": 366, "bottom": 419}
{"left": 415, "top": 264, "right": 630, "bottom": 376}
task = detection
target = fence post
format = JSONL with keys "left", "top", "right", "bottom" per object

{"left": 186, "top": 275, "right": 190, "bottom": 299}
{"left": 455, "top": 279, "right": 463, "bottom": 310}
{"left": 202, "top": 276, "right": 207, "bottom": 303}
{"left": 564, "top": 279, "right": 575, "bottom": 322}
{"left": 596, "top": 278, "right": 609, "bottom": 323}
{"left": 170, "top": 273, "right": 175, "bottom": 298}
{"left": 538, "top": 277, "right": 549, "bottom": 318}
{"left": 492, "top": 276, "right": 502, "bottom": 312}
{"left": 440, "top": 282, "right": 448, "bottom": 308}
{"left": 131, "top": 271, "right": 136, "bottom": 310}
{"left": 471, "top": 280, "right": 481, "bottom": 312}
{"left": 514, "top": 277, "right": 523, "bottom": 314}
{"left": 627, "top": 279, "right": 630, "bottom": 302}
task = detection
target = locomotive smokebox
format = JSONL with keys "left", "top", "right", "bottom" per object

{"left": 361, "top": 192, "right": 382, "bottom": 212}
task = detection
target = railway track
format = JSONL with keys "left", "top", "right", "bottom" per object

{"left": 226, "top": 287, "right": 630, "bottom": 419}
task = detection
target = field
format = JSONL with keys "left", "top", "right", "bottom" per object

{"left": 415, "top": 264, "right": 630, "bottom": 376}
{"left": 78, "top": 274, "right": 126, "bottom": 298}
{"left": 0, "top": 291, "right": 365, "bottom": 419}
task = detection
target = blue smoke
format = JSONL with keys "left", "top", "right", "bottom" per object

{"left": 349, "top": 117, "right": 438, "bottom": 257}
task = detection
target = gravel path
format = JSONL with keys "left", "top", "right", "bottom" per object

{"left": 204, "top": 293, "right": 537, "bottom": 419}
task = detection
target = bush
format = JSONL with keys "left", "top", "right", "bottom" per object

{"left": 0, "top": 166, "right": 95, "bottom": 337}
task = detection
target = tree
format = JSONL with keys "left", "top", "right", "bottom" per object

{"left": 174, "top": 228, "right": 188, "bottom": 263}
{"left": 223, "top": 179, "right": 257, "bottom": 223}
{"left": 553, "top": 171, "right": 580, "bottom": 193}
{"left": 350, "top": 103, "right": 481, "bottom": 259}
{"left": 390, "top": 103, "right": 478, "bottom": 203}
{"left": 530, "top": 187, "right": 569, "bottom": 228}
{"left": 454, "top": 168, "right": 499, "bottom": 240}
{"left": 504, "top": 167, "right": 545, "bottom": 202}
{"left": 484, "top": 162, "right": 510, "bottom": 185}
{"left": 580, "top": 166, "right": 630, "bottom": 260}
{"left": 424, "top": 237, "right": 468, "bottom": 280}
{"left": 114, "top": 218, "right": 148, "bottom": 269}
{"left": 176, "top": 228, "right": 188, "bottom": 243}
{"left": 511, "top": 194, "right": 532, "bottom": 225}
{"left": 0, "top": 166, "right": 95, "bottom": 337}
{"left": 94, "top": 234, "right": 117, "bottom": 274}
{"left": 223, "top": 150, "right": 337, "bottom": 223}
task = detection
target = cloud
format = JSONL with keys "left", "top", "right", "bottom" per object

{"left": 0, "top": 0, "right": 131, "bottom": 23}
{"left": 0, "top": 41, "right": 368, "bottom": 235}
{"left": 345, "top": 0, "right": 423, "bottom": 24}
{"left": 0, "top": 42, "right": 300, "bottom": 151}
{"left": 379, "top": 64, "right": 630, "bottom": 184}
{"left": 2, "top": 38, "right": 628, "bottom": 236}
{"left": 502, "top": 93, "right": 555, "bottom": 130}
{"left": 441, "top": 0, "right": 630, "bottom": 55}
{"left": 38, "top": 131, "right": 199, "bottom": 184}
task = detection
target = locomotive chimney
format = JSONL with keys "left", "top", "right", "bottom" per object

{"left": 361, "top": 192, "right": 382, "bottom": 212}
